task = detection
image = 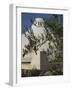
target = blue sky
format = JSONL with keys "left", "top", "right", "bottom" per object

{"left": 21, "top": 12, "right": 63, "bottom": 33}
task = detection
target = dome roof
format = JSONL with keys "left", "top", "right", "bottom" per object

{"left": 34, "top": 18, "right": 44, "bottom": 23}
{"left": 33, "top": 18, "right": 44, "bottom": 27}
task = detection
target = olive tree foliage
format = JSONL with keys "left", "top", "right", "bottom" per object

{"left": 44, "top": 15, "right": 63, "bottom": 62}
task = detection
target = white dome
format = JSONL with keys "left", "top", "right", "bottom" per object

{"left": 33, "top": 18, "right": 44, "bottom": 27}
{"left": 34, "top": 18, "right": 44, "bottom": 22}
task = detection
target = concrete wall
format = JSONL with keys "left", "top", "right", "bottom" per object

{"left": 31, "top": 51, "right": 40, "bottom": 70}
{"left": 40, "top": 51, "right": 49, "bottom": 70}
{"left": 21, "top": 51, "right": 49, "bottom": 70}
{"left": 21, "top": 51, "right": 40, "bottom": 70}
